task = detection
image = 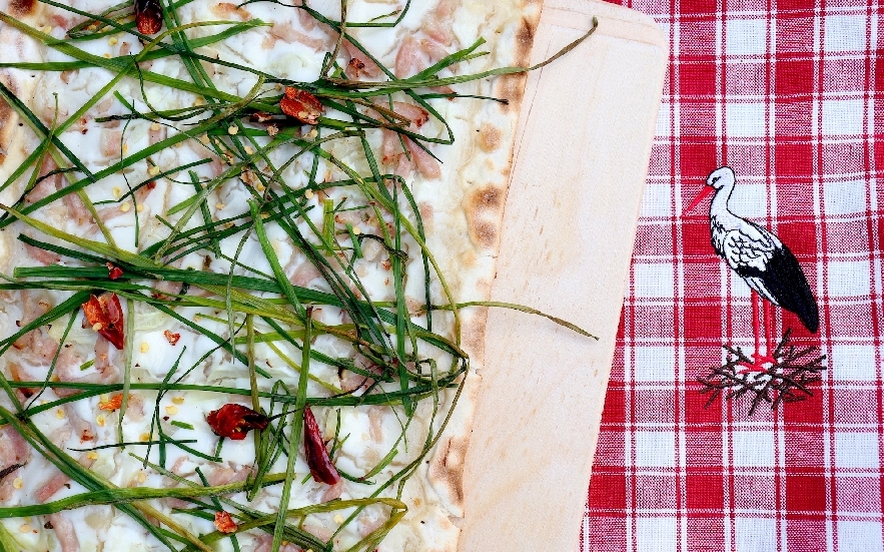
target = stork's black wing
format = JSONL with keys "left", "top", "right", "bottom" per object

{"left": 734, "top": 244, "right": 819, "bottom": 333}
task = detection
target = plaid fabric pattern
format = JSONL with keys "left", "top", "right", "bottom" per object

{"left": 582, "top": 0, "right": 883, "bottom": 550}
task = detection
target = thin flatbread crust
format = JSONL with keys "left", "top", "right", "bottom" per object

{"left": 0, "top": 1, "right": 541, "bottom": 550}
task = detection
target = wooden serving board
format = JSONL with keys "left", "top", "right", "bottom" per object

{"left": 460, "top": 1, "right": 666, "bottom": 550}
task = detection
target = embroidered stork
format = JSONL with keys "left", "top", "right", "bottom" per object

{"left": 683, "top": 166, "right": 819, "bottom": 371}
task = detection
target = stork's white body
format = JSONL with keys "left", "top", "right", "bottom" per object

{"left": 708, "top": 180, "right": 783, "bottom": 306}
{"left": 692, "top": 166, "right": 819, "bottom": 335}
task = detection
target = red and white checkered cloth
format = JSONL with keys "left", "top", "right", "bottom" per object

{"left": 582, "top": 0, "right": 883, "bottom": 550}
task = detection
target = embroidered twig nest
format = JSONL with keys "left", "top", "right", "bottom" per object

{"left": 697, "top": 330, "right": 827, "bottom": 415}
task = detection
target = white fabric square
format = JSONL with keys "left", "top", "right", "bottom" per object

{"left": 729, "top": 272, "right": 753, "bottom": 298}
{"left": 826, "top": 260, "right": 871, "bottom": 297}
{"left": 731, "top": 431, "right": 775, "bottom": 467}
{"left": 726, "top": 19, "right": 768, "bottom": 56}
{"left": 636, "top": 517, "right": 678, "bottom": 551}
{"left": 831, "top": 345, "right": 878, "bottom": 381}
{"left": 729, "top": 182, "right": 770, "bottom": 219}
{"left": 824, "top": 179, "right": 868, "bottom": 215}
{"left": 822, "top": 99, "right": 864, "bottom": 135}
{"left": 641, "top": 184, "right": 673, "bottom": 218}
{"left": 835, "top": 433, "right": 880, "bottom": 469}
{"left": 837, "top": 521, "right": 884, "bottom": 551}
{"left": 824, "top": 15, "right": 867, "bottom": 52}
{"left": 633, "top": 346, "right": 676, "bottom": 382}
{"left": 726, "top": 103, "right": 767, "bottom": 137}
{"left": 735, "top": 518, "right": 778, "bottom": 552}
{"left": 634, "top": 431, "right": 676, "bottom": 467}
{"left": 655, "top": 103, "right": 671, "bottom": 137}
{"left": 633, "top": 263, "right": 675, "bottom": 298}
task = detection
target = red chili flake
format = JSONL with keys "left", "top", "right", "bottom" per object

{"left": 106, "top": 262, "right": 123, "bottom": 280}
{"left": 206, "top": 404, "right": 269, "bottom": 441}
{"left": 134, "top": 0, "right": 163, "bottom": 35}
{"left": 348, "top": 57, "right": 366, "bottom": 73}
{"left": 279, "top": 87, "right": 323, "bottom": 125}
{"left": 303, "top": 405, "right": 340, "bottom": 485}
{"left": 249, "top": 112, "right": 275, "bottom": 123}
{"left": 213, "top": 511, "right": 237, "bottom": 534}
{"left": 82, "top": 293, "right": 125, "bottom": 350}
{"left": 163, "top": 329, "right": 180, "bottom": 346}
{"left": 98, "top": 394, "right": 124, "bottom": 411}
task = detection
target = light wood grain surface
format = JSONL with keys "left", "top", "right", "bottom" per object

{"left": 459, "top": 1, "right": 666, "bottom": 550}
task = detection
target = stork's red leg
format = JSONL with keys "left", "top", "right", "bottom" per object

{"left": 763, "top": 299, "right": 774, "bottom": 361}
{"left": 753, "top": 291, "right": 761, "bottom": 359}
{"left": 740, "top": 292, "right": 775, "bottom": 372}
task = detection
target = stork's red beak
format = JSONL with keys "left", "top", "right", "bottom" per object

{"left": 681, "top": 185, "right": 715, "bottom": 218}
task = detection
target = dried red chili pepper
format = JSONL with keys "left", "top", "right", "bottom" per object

{"left": 303, "top": 405, "right": 340, "bottom": 485}
{"left": 82, "top": 293, "right": 125, "bottom": 350}
{"left": 213, "top": 511, "right": 237, "bottom": 533}
{"left": 134, "top": 0, "right": 162, "bottom": 35}
{"left": 206, "top": 404, "right": 269, "bottom": 441}
{"left": 279, "top": 87, "right": 323, "bottom": 125}
{"left": 106, "top": 262, "right": 123, "bottom": 280}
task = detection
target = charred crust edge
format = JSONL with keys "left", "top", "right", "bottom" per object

{"left": 9, "top": 0, "right": 37, "bottom": 17}
{"left": 495, "top": 11, "right": 541, "bottom": 111}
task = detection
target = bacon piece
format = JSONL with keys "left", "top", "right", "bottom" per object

{"left": 279, "top": 87, "right": 323, "bottom": 125}
{"left": 0, "top": 428, "right": 30, "bottom": 501}
{"left": 303, "top": 406, "right": 340, "bottom": 485}
{"left": 289, "top": 260, "right": 322, "bottom": 287}
{"left": 395, "top": 36, "right": 422, "bottom": 78}
{"left": 35, "top": 471, "right": 71, "bottom": 503}
{"left": 134, "top": 0, "right": 162, "bottom": 35}
{"left": 160, "top": 457, "right": 194, "bottom": 510}
{"left": 36, "top": 454, "right": 96, "bottom": 504}
{"left": 266, "top": 21, "right": 326, "bottom": 51}
{"left": 33, "top": 152, "right": 93, "bottom": 226}
{"left": 343, "top": 39, "right": 381, "bottom": 79}
{"left": 47, "top": 513, "right": 79, "bottom": 552}
{"left": 52, "top": 337, "right": 119, "bottom": 399}
{"left": 378, "top": 102, "right": 440, "bottom": 179}
{"left": 148, "top": 122, "right": 166, "bottom": 146}
{"left": 423, "top": 18, "right": 451, "bottom": 46}
{"left": 99, "top": 129, "right": 122, "bottom": 158}
{"left": 8, "top": 363, "right": 37, "bottom": 400}
{"left": 65, "top": 404, "right": 97, "bottom": 442}
{"left": 420, "top": 38, "right": 451, "bottom": 67}
{"left": 391, "top": 101, "right": 429, "bottom": 128}
{"left": 207, "top": 464, "right": 252, "bottom": 486}
{"left": 206, "top": 404, "right": 268, "bottom": 440}
{"left": 12, "top": 292, "right": 61, "bottom": 366}
{"left": 26, "top": 156, "right": 61, "bottom": 204}
{"left": 82, "top": 293, "right": 124, "bottom": 350}
{"left": 210, "top": 2, "right": 251, "bottom": 20}
{"left": 321, "top": 478, "right": 343, "bottom": 502}
{"left": 405, "top": 138, "right": 442, "bottom": 179}
{"left": 63, "top": 191, "right": 94, "bottom": 226}
{"left": 423, "top": 0, "right": 457, "bottom": 45}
